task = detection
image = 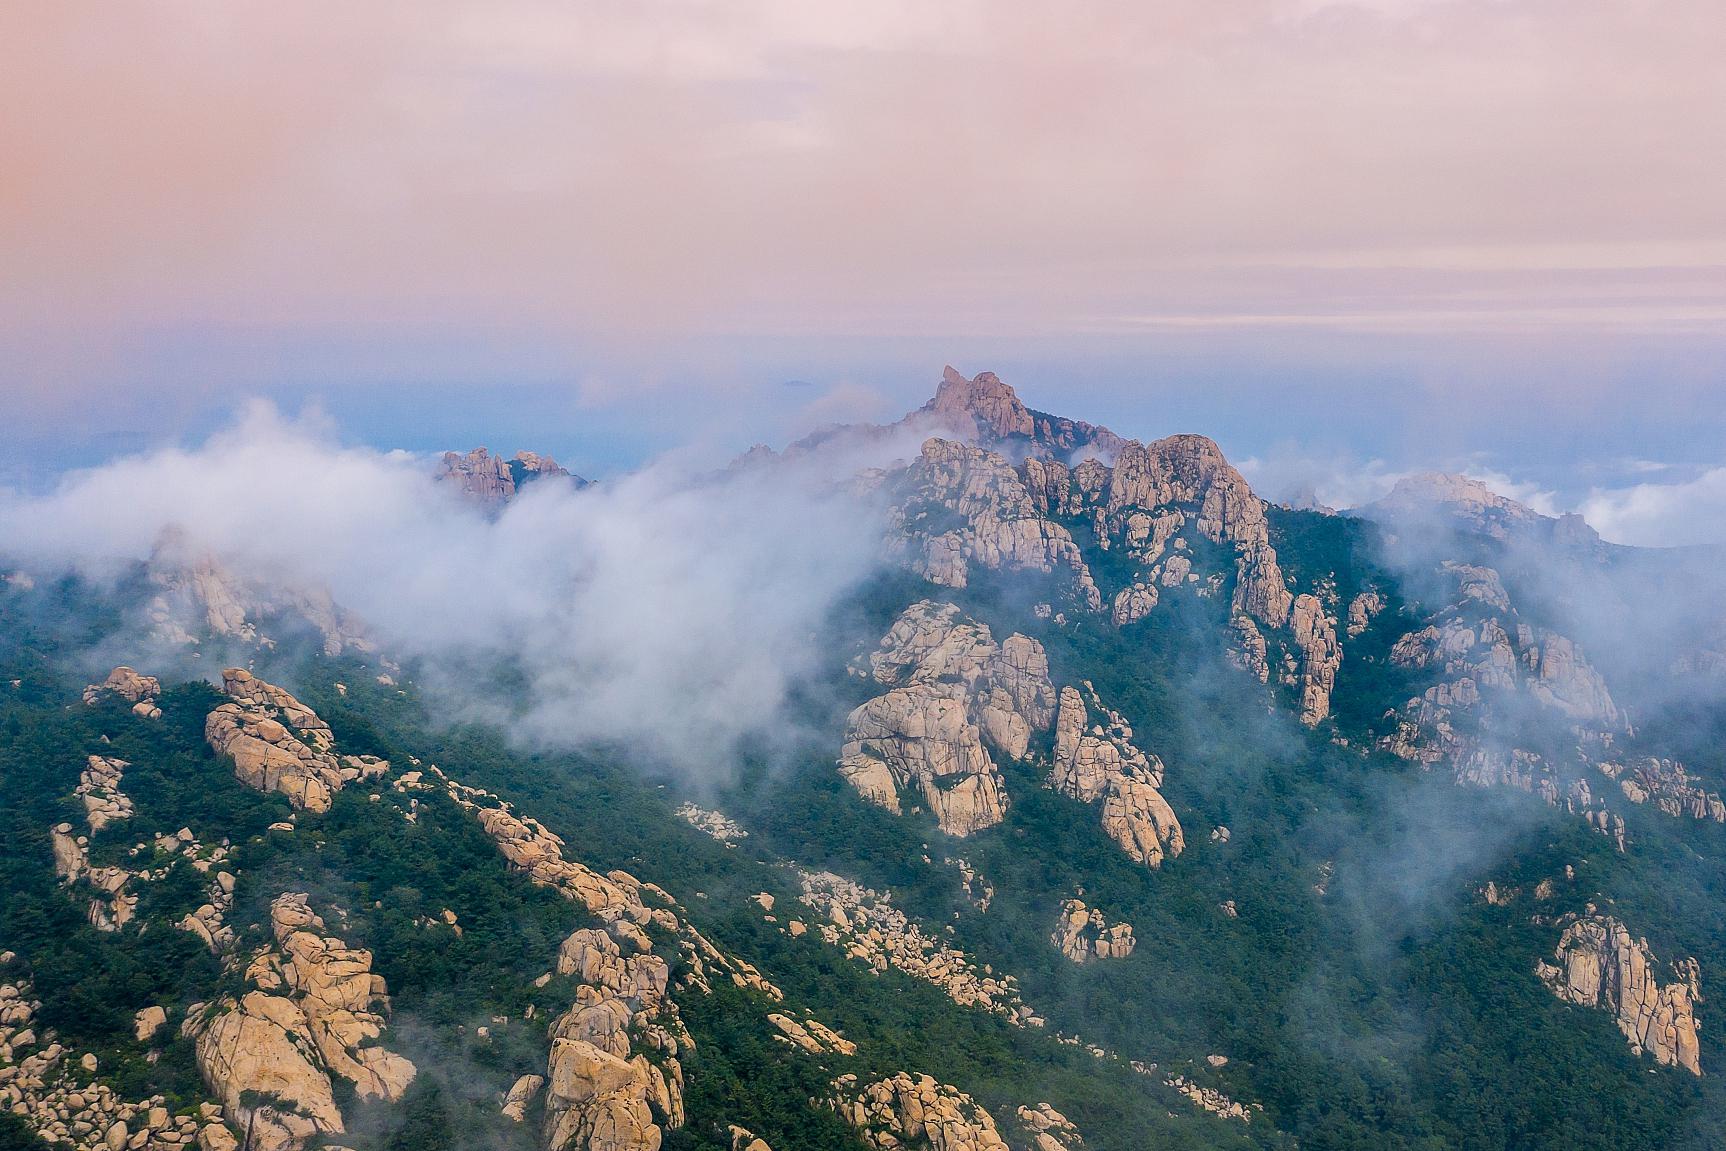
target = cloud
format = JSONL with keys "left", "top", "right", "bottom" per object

{"left": 0, "top": 403, "right": 888, "bottom": 773}
{"left": 1581, "top": 467, "right": 1726, "bottom": 548}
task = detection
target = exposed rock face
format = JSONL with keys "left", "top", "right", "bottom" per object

{"left": 192, "top": 991, "right": 341, "bottom": 1151}
{"left": 51, "top": 821, "right": 138, "bottom": 931}
{"left": 259, "top": 894, "right": 417, "bottom": 1101}
{"left": 1537, "top": 915, "right": 1702, "bottom": 1075}
{"left": 134, "top": 1006, "right": 167, "bottom": 1043}
{"left": 1381, "top": 563, "right": 1634, "bottom": 834}
{"left": 1600, "top": 758, "right": 1726, "bottom": 823}
{"left": 767, "top": 1012, "right": 857, "bottom": 1056}
{"left": 1013, "top": 429, "right": 1294, "bottom": 634}
{"left": 1288, "top": 594, "right": 1341, "bottom": 726}
{"left": 1050, "top": 685, "right": 1183, "bottom": 867}
{"left": 1164, "top": 1076, "right": 1255, "bottom": 1122}
{"left": 502, "top": 1073, "right": 545, "bottom": 1122}
{"left": 674, "top": 803, "right": 749, "bottom": 844}
{"left": 545, "top": 923, "right": 685, "bottom": 1151}
{"left": 439, "top": 447, "right": 517, "bottom": 505}
{"left": 432, "top": 767, "right": 804, "bottom": 1150}
{"left": 869, "top": 369, "right": 1351, "bottom": 729}
{"left": 144, "top": 535, "right": 370, "bottom": 657}
{"left": 436, "top": 447, "right": 584, "bottom": 509}
{"left": 1, "top": 971, "right": 221, "bottom": 1151}
{"left": 82, "top": 667, "right": 162, "bottom": 718}
{"left": 830, "top": 1073, "right": 1010, "bottom": 1151}
{"left": 192, "top": 894, "right": 414, "bottom": 1151}
{"left": 1345, "top": 591, "right": 1383, "bottom": 638}
{"left": 887, "top": 440, "right": 1103, "bottom": 611}
{"left": 923, "top": 366, "right": 1036, "bottom": 441}
{"left": 76, "top": 755, "right": 134, "bottom": 831}
{"left": 917, "top": 366, "right": 1124, "bottom": 457}
{"left": 729, "top": 1126, "right": 773, "bottom": 1151}
{"left": 1016, "top": 1104, "right": 1084, "bottom": 1150}
{"left": 1111, "top": 583, "right": 1157, "bottom": 626}
{"left": 839, "top": 602, "right": 1054, "bottom": 836}
{"left": 797, "top": 870, "right": 1034, "bottom": 1023}
{"left": 1230, "top": 616, "right": 1270, "bottom": 682}
{"left": 205, "top": 669, "right": 386, "bottom": 812}
{"left": 1050, "top": 899, "right": 1135, "bottom": 962}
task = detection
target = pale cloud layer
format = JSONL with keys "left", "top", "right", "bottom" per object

{"left": 1581, "top": 468, "right": 1726, "bottom": 549}
{"left": 0, "top": 403, "right": 890, "bottom": 771}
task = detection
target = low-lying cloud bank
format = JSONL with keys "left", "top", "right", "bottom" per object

{"left": 1239, "top": 448, "right": 1726, "bottom": 549}
{"left": 0, "top": 403, "right": 893, "bottom": 772}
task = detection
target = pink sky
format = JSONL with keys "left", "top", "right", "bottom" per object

{"left": 3, "top": 1, "right": 1726, "bottom": 538}
{"left": 6, "top": 2, "right": 1724, "bottom": 341}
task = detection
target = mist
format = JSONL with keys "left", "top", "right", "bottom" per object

{"left": 0, "top": 402, "right": 898, "bottom": 774}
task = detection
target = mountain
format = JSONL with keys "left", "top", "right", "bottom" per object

{"left": 436, "top": 448, "right": 588, "bottom": 509}
{"left": 1361, "top": 471, "right": 1602, "bottom": 549}
{"left": 0, "top": 367, "right": 1723, "bottom": 1151}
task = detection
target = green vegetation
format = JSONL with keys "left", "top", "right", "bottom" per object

{"left": 1, "top": 515, "right": 1724, "bottom": 1151}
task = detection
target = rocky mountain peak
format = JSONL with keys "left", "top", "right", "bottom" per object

{"left": 924, "top": 365, "right": 1037, "bottom": 441}
{"left": 436, "top": 446, "right": 585, "bottom": 508}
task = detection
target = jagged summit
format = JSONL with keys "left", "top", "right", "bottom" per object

{"left": 912, "top": 365, "right": 1126, "bottom": 458}
{"left": 923, "top": 365, "right": 1038, "bottom": 441}
{"left": 435, "top": 446, "right": 587, "bottom": 508}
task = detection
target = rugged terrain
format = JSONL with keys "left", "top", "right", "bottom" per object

{"left": 2, "top": 367, "right": 1724, "bottom": 1151}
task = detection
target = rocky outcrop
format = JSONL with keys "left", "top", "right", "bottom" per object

{"left": 1015, "top": 430, "right": 1294, "bottom": 634}
{"left": 797, "top": 870, "right": 1034, "bottom": 1023}
{"left": 545, "top": 923, "right": 686, "bottom": 1151}
{"left": 82, "top": 666, "right": 162, "bottom": 718}
{"left": 1164, "top": 1076, "right": 1255, "bottom": 1122}
{"left": 729, "top": 1126, "right": 773, "bottom": 1151}
{"left": 1050, "top": 899, "right": 1135, "bottom": 962}
{"left": 839, "top": 602, "right": 1055, "bottom": 836}
{"left": 0, "top": 970, "right": 225, "bottom": 1151}
{"left": 432, "top": 767, "right": 812, "bottom": 1150}
{"left": 887, "top": 440, "right": 1103, "bottom": 611}
{"left": 187, "top": 895, "right": 413, "bottom": 1150}
{"left": 1050, "top": 685, "right": 1183, "bottom": 867}
{"left": 436, "top": 447, "right": 584, "bottom": 509}
{"left": 916, "top": 366, "right": 1124, "bottom": 457}
{"left": 1600, "top": 758, "right": 1726, "bottom": 823}
{"left": 674, "top": 803, "right": 749, "bottom": 845}
{"left": 502, "top": 1073, "right": 545, "bottom": 1122}
{"left": 205, "top": 669, "right": 386, "bottom": 812}
{"left": 1381, "top": 564, "right": 1632, "bottom": 834}
{"left": 191, "top": 991, "right": 341, "bottom": 1151}
{"left": 51, "top": 821, "right": 138, "bottom": 931}
{"left": 1016, "top": 1104, "right": 1084, "bottom": 1150}
{"left": 144, "top": 535, "right": 370, "bottom": 657}
{"left": 76, "top": 755, "right": 134, "bottom": 831}
{"left": 922, "top": 366, "right": 1037, "bottom": 442}
{"left": 1345, "top": 591, "right": 1383, "bottom": 638}
{"left": 767, "top": 1012, "right": 857, "bottom": 1056}
{"left": 191, "top": 894, "right": 415, "bottom": 1151}
{"left": 259, "top": 895, "right": 417, "bottom": 1101}
{"left": 1288, "top": 594, "right": 1341, "bottom": 726}
{"left": 830, "top": 1073, "right": 1010, "bottom": 1151}
{"left": 1110, "top": 583, "right": 1157, "bottom": 626}
{"left": 1537, "top": 914, "right": 1702, "bottom": 1075}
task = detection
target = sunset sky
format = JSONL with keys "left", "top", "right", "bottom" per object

{"left": 4, "top": 1, "right": 1726, "bottom": 541}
